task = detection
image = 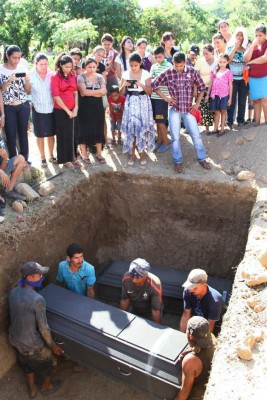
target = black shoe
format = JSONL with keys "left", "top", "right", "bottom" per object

{"left": 4, "top": 190, "right": 26, "bottom": 201}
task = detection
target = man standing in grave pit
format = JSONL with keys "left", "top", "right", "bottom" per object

{"left": 179, "top": 269, "right": 223, "bottom": 333}
{"left": 56, "top": 243, "right": 96, "bottom": 298}
{"left": 120, "top": 258, "right": 163, "bottom": 323}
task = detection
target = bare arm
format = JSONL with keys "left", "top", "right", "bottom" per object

{"left": 0, "top": 94, "right": 5, "bottom": 128}
{"left": 244, "top": 38, "right": 258, "bottom": 62}
{"left": 151, "top": 309, "right": 161, "bottom": 324}
{"left": 120, "top": 298, "right": 131, "bottom": 311}
{"left": 115, "top": 61, "right": 122, "bottom": 80}
{"left": 53, "top": 96, "right": 73, "bottom": 118}
{"left": 119, "top": 78, "right": 128, "bottom": 95}
{"left": 175, "top": 354, "right": 202, "bottom": 400}
{"left": 155, "top": 88, "right": 177, "bottom": 107}
{"left": 72, "top": 91, "right": 79, "bottom": 117}
{"left": 247, "top": 50, "right": 267, "bottom": 65}
{"left": 77, "top": 80, "right": 106, "bottom": 98}
{"left": 179, "top": 309, "right": 191, "bottom": 333}
{"left": 87, "top": 285, "right": 95, "bottom": 298}
{"left": 136, "top": 76, "right": 152, "bottom": 95}
{"left": 208, "top": 320, "right": 216, "bottom": 332}
{"left": 228, "top": 80, "right": 233, "bottom": 106}
{"left": 24, "top": 74, "right": 31, "bottom": 94}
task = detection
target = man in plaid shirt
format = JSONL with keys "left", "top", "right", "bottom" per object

{"left": 151, "top": 52, "right": 211, "bottom": 173}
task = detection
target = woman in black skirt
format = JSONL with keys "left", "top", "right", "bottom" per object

{"left": 51, "top": 55, "right": 78, "bottom": 169}
{"left": 77, "top": 57, "right": 106, "bottom": 164}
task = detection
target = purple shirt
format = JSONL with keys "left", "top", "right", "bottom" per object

{"left": 151, "top": 65, "right": 205, "bottom": 113}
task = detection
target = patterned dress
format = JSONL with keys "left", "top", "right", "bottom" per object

{"left": 121, "top": 69, "right": 155, "bottom": 153}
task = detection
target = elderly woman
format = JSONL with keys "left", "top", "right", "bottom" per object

{"left": 244, "top": 24, "right": 267, "bottom": 125}
{"left": 195, "top": 44, "right": 217, "bottom": 134}
{"left": 77, "top": 57, "right": 107, "bottom": 164}
{"left": 29, "top": 53, "right": 56, "bottom": 167}
{"left": 0, "top": 45, "right": 31, "bottom": 163}
{"left": 51, "top": 55, "right": 78, "bottom": 169}
{"left": 115, "top": 36, "right": 134, "bottom": 80}
{"left": 226, "top": 27, "right": 248, "bottom": 128}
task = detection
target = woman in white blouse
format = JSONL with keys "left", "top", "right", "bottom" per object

{"left": 115, "top": 36, "right": 134, "bottom": 80}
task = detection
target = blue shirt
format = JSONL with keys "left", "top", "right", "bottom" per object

{"left": 56, "top": 260, "right": 96, "bottom": 296}
{"left": 183, "top": 285, "right": 223, "bottom": 321}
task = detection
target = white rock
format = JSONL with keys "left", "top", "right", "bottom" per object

{"left": 221, "top": 151, "right": 231, "bottom": 160}
{"left": 0, "top": 216, "right": 5, "bottom": 223}
{"left": 235, "top": 137, "right": 245, "bottom": 145}
{"left": 38, "top": 182, "right": 55, "bottom": 197}
{"left": 244, "top": 132, "right": 256, "bottom": 141}
{"left": 236, "top": 170, "right": 255, "bottom": 181}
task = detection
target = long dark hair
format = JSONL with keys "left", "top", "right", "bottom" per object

{"left": 160, "top": 32, "right": 176, "bottom": 56}
{"left": 4, "top": 45, "right": 21, "bottom": 63}
{"left": 55, "top": 53, "right": 73, "bottom": 78}
{"left": 216, "top": 54, "right": 230, "bottom": 72}
{"left": 120, "top": 36, "right": 134, "bottom": 71}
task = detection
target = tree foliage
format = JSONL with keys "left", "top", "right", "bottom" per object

{"left": 52, "top": 19, "right": 98, "bottom": 53}
{"left": 0, "top": 0, "right": 266, "bottom": 55}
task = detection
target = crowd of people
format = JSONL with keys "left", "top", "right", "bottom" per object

{"left": 9, "top": 247, "right": 221, "bottom": 399}
{"left": 0, "top": 21, "right": 267, "bottom": 209}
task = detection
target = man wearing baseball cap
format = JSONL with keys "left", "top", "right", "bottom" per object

{"left": 9, "top": 261, "right": 64, "bottom": 398}
{"left": 120, "top": 258, "right": 162, "bottom": 323}
{"left": 186, "top": 45, "right": 200, "bottom": 67}
{"left": 175, "top": 316, "right": 216, "bottom": 400}
{"left": 179, "top": 269, "right": 223, "bottom": 333}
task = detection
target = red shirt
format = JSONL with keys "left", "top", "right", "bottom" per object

{"left": 250, "top": 40, "right": 267, "bottom": 78}
{"left": 108, "top": 95, "right": 125, "bottom": 120}
{"left": 51, "top": 72, "right": 77, "bottom": 110}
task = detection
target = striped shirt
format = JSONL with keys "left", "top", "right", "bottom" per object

{"left": 29, "top": 69, "right": 54, "bottom": 113}
{"left": 150, "top": 60, "right": 171, "bottom": 100}
{"left": 151, "top": 65, "right": 205, "bottom": 113}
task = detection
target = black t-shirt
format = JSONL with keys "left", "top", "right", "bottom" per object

{"left": 96, "top": 62, "right": 106, "bottom": 75}
{"left": 121, "top": 272, "right": 162, "bottom": 317}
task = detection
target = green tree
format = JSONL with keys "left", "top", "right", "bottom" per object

{"left": 52, "top": 18, "right": 98, "bottom": 53}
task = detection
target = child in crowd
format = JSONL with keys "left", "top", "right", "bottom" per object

{"left": 120, "top": 53, "right": 155, "bottom": 166}
{"left": 108, "top": 85, "right": 125, "bottom": 145}
{"left": 150, "top": 46, "right": 171, "bottom": 153}
{"left": 206, "top": 54, "right": 233, "bottom": 136}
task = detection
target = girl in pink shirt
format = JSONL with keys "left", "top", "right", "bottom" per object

{"left": 206, "top": 54, "right": 233, "bottom": 136}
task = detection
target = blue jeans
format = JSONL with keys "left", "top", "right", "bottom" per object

{"left": 169, "top": 107, "right": 206, "bottom": 164}
{"left": 227, "top": 79, "right": 248, "bottom": 125}
{"left": 4, "top": 101, "right": 30, "bottom": 162}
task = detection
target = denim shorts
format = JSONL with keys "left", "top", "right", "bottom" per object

{"left": 5, "top": 157, "right": 17, "bottom": 176}
{"left": 151, "top": 98, "right": 168, "bottom": 124}
{"left": 110, "top": 119, "right": 121, "bottom": 131}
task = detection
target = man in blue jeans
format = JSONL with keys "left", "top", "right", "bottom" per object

{"left": 151, "top": 52, "right": 211, "bottom": 173}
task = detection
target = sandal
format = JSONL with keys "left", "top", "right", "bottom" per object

{"left": 216, "top": 131, "right": 225, "bottom": 137}
{"left": 207, "top": 130, "right": 219, "bottom": 136}
{"left": 82, "top": 158, "right": 91, "bottom": 165}
{"left": 48, "top": 156, "right": 58, "bottom": 164}
{"left": 63, "top": 162, "right": 75, "bottom": 169}
{"left": 41, "top": 159, "right": 47, "bottom": 168}
{"left": 96, "top": 156, "right": 106, "bottom": 164}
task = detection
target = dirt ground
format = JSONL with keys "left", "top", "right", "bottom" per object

{"left": 0, "top": 120, "right": 267, "bottom": 399}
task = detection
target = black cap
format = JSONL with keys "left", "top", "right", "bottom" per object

{"left": 21, "top": 261, "right": 49, "bottom": 277}
{"left": 187, "top": 316, "right": 214, "bottom": 348}
{"left": 189, "top": 45, "right": 200, "bottom": 55}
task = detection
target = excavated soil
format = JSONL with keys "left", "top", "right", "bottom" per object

{"left": 0, "top": 123, "right": 267, "bottom": 399}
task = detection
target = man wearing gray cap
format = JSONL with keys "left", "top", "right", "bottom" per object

{"left": 9, "top": 261, "right": 64, "bottom": 398}
{"left": 120, "top": 258, "right": 162, "bottom": 323}
{"left": 175, "top": 316, "right": 216, "bottom": 400}
{"left": 179, "top": 269, "right": 223, "bottom": 333}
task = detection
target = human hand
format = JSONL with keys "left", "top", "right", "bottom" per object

{"left": 204, "top": 95, "right": 209, "bottom": 103}
{"left": 72, "top": 107, "right": 78, "bottom": 118}
{"left": 252, "top": 37, "right": 259, "bottom": 47}
{"left": 0, "top": 115, "right": 5, "bottom": 128}
{"left": 165, "top": 96, "right": 177, "bottom": 106}
{"left": 6, "top": 74, "right": 16, "bottom": 84}
{"left": 0, "top": 169, "right": 10, "bottom": 188}
{"left": 51, "top": 345, "right": 64, "bottom": 356}
{"left": 227, "top": 99, "right": 231, "bottom": 106}
{"left": 0, "top": 148, "right": 7, "bottom": 159}
{"left": 66, "top": 109, "right": 73, "bottom": 118}
{"left": 25, "top": 74, "right": 30, "bottom": 84}
{"left": 190, "top": 103, "right": 199, "bottom": 112}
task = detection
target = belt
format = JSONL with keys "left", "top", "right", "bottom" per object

{"left": 128, "top": 91, "right": 145, "bottom": 96}
{"left": 6, "top": 101, "right": 26, "bottom": 106}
